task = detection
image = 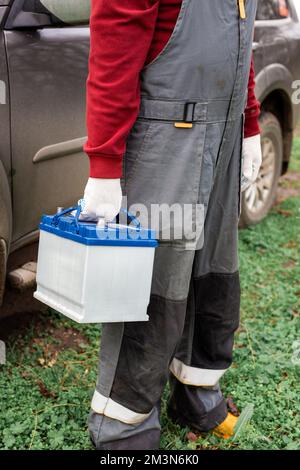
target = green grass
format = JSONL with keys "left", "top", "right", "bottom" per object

{"left": 289, "top": 136, "right": 300, "bottom": 173}
{"left": 0, "top": 143, "right": 299, "bottom": 451}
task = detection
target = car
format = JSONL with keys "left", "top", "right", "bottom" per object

{"left": 0, "top": 0, "right": 300, "bottom": 313}
{"left": 0, "top": 0, "right": 91, "bottom": 312}
{"left": 241, "top": 0, "right": 300, "bottom": 226}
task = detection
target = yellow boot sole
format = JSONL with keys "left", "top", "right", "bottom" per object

{"left": 213, "top": 412, "right": 238, "bottom": 439}
{"left": 213, "top": 404, "right": 254, "bottom": 440}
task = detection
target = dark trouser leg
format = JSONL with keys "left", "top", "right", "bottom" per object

{"left": 168, "top": 119, "right": 242, "bottom": 432}
{"left": 89, "top": 246, "right": 195, "bottom": 450}
{"left": 168, "top": 272, "right": 240, "bottom": 431}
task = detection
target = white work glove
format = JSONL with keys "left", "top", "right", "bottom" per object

{"left": 241, "top": 134, "right": 262, "bottom": 192}
{"left": 80, "top": 178, "right": 122, "bottom": 227}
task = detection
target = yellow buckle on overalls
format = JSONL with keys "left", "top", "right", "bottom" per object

{"left": 174, "top": 102, "right": 195, "bottom": 129}
{"left": 238, "top": 0, "right": 246, "bottom": 19}
{"left": 174, "top": 122, "right": 193, "bottom": 129}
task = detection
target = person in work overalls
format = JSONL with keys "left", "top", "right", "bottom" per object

{"left": 82, "top": 0, "right": 262, "bottom": 450}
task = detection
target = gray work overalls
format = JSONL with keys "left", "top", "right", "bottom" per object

{"left": 89, "top": 0, "right": 257, "bottom": 450}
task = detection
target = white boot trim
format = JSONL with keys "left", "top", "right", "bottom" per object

{"left": 170, "top": 358, "right": 227, "bottom": 386}
{"left": 91, "top": 390, "right": 151, "bottom": 425}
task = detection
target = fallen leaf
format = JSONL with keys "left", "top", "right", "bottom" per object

{"left": 282, "top": 260, "right": 296, "bottom": 269}
{"left": 226, "top": 397, "right": 240, "bottom": 417}
{"left": 36, "top": 380, "right": 57, "bottom": 399}
{"left": 276, "top": 209, "right": 293, "bottom": 217}
{"left": 47, "top": 355, "right": 58, "bottom": 368}
{"left": 284, "top": 241, "right": 298, "bottom": 248}
{"left": 186, "top": 432, "right": 198, "bottom": 442}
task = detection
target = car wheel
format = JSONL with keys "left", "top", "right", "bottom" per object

{"left": 240, "top": 111, "right": 283, "bottom": 227}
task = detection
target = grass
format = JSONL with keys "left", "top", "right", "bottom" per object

{"left": 0, "top": 142, "right": 299, "bottom": 451}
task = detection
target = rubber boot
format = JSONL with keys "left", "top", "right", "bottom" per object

{"left": 213, "top": 412, "right": 238, "bottom": 439}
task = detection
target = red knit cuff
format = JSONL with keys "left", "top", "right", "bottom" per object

{"left": 88, "top": 154, "right": 123, "bottom": 179}
{"left": 244, "top": 114, "right": 261, "bottom": 138}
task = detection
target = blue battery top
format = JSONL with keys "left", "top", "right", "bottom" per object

{"left": 40, "top": 211, "right": 158, "bottom": 248}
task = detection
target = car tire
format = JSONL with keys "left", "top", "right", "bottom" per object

{"left": 239, "top": 111, "right": 283, "bottom": 228}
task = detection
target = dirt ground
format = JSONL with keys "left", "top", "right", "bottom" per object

{"left": 276, "top": 125, "right": 300, "bottom": 203}
{"left": 276, "top": 171, "right": 300, "bottom": 203}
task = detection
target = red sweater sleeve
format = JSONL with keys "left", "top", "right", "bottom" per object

{"left": 244, "top": 58, "right": 261, "bottom": 138}
{"left": 85, "top": 1, "right": 261, "bottom": 179}
{"left": 84, "top": 0, "right": 159, "bottom": 178}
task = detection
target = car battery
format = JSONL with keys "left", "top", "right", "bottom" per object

{"left": 34, "top": 206, "right": 158, "bottom": 323}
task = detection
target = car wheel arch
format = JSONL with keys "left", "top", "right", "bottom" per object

{"left": 240, "top": 111, "right": 283, "bottom": 228}
{"left": 259, "top": 81, "right": 293, "bottom": 169}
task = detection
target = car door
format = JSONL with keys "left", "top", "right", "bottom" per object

{"left": 285, "top": 0, "right": 300, "bottom": 126}
{"left": 3, "top": 0, "right": 90, "bottom": 243}
{"left": 255, "top": 0, "right": 291, "bottom": 90}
